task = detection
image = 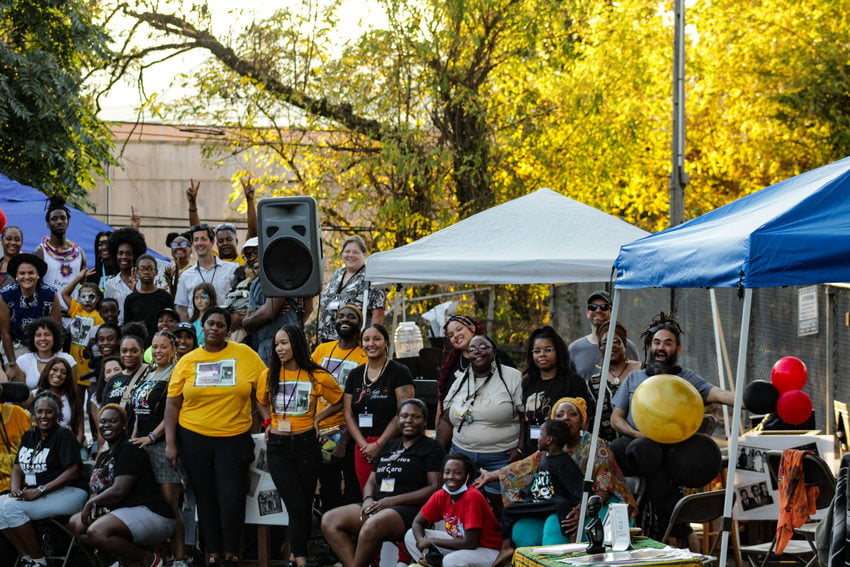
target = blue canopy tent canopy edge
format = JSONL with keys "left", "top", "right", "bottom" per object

{"left": 601, "top": 155, "right": 850, "bottom": 564}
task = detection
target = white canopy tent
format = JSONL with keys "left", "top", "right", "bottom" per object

{"left": 365, "top": 188, "right": 649, "bottom": 285}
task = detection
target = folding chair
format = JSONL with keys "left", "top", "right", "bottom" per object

{"left": 739, "top": 451, "right": 836, "bottom": 567}
{"left": 661, "top": 490, "right": 726, "bottom": 555}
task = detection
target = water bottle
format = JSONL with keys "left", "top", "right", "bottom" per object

{"left": 394, "top": 322, "right": 424, "bottom": 358}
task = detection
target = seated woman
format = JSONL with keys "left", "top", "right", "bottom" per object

{"left": 405, "top": 453, "right": 502, "bottom": 567}
{"left": 70, "top": 404, "right": 175, "bottom": 567}
{"left": 17, "top": 317, "right": 77, "bottom": 391}
{"left": 478, "top": 397, "right": 635, "bottom": 543}
{"left": 0, "top": 391, "right": 88, "bottom": 567}
{"left": 33, "top": 358, "right": 85, "bottom": 446}
{"left": 321, "top": 398, "right": 444, "bottom": 567}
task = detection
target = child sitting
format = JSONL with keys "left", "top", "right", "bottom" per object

{"left": 492, "top": 419, "right": 583, "bottom": 566}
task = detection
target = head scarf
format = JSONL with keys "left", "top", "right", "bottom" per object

{"left": 551, "top": 396, "right": 587, "bottom": 425}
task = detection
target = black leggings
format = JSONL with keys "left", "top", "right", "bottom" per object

{"left": 266, "top": 430, "right": 322, "bottom": 558}
{"left": 178, "top": 426, "right": 254, "bottom": 556}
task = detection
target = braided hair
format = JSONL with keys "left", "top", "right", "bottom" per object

{"left": 640, "top": 311, "right": 684, "bottom": 367}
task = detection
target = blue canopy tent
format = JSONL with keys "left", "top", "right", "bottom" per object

{"left": 599, "top": 156, "right": 850, "bottom": 564}
{"left": 0, "top": 173, "right": 167, "bottom": 261}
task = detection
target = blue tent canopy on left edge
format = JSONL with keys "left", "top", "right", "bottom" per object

{"left": 615, "top": 155, "right": 850, "bottom": 289}
{"left": 0, "top": 173, "right": 168, "bottom": 262}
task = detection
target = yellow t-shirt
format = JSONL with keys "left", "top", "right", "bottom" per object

{"left": 68, "top": 300, "right": 104, "bottom": 383}
{"left": 168, "top": 341, "right": 267, "bottom": 437}
{"left": 0, "top": 404, "right": 31, "bottom": 493}
{"left": 256, "top": 366, "right": 344, "bottom": 434}
{"left": 311, "top": 341, "right": 368, "bottom": 429}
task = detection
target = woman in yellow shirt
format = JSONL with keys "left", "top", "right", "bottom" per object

{"left": 165, "top": 306, "right": 266, "bottom": 567}
{"left": 257, "top": 325, "right": 344, "bottom": 567}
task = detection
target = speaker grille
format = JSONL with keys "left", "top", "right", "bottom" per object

{"left": 263, "top": 237, "right": 314, "bottom": 290}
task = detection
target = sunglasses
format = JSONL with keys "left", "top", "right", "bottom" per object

{"left": 190, "top": 223, "right": 210, "bottom": 233}
{"left": 587, "top": 304, "right": 611, "bottom": 312}
{"left": 215, "top": 222, "right": 236, "bottom": 233}
{"left": 243, "top": 248, "right": 259, "bottom": 259}
{"left": 170, "top": 240, "right": 190, "bottom": 249}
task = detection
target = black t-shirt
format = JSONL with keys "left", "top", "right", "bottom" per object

{"left": 128, "top": 371, "right": 171, "bottom": 439}
{"left": 16, "top": 427, "right": 87, "bottom": 491}
{"left": 123, "top": 290, "right": 174, "bottom": 342}
{"left": 521, "top": 373, "right": 595, "bottom": 450}
{"left": 372, "top": 436, "right": 445, "bottom": 499}
{"left": 90, "top": 438, "right": 173, "bottom": 518}
{"left": 102, "top": 372, "right": 135, "bottom": 407}
{"left": 587, "top": 370, "right": 620, "bottom": 442}
{"left": 530, "top": 452, "right": 582, "bottom": 507}
{"left": 345, "top": 360, "right": 413, "bottom": 436}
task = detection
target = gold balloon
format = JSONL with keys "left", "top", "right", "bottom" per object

{"left": 632, "top": 374, "right": 704, "bottom": 444}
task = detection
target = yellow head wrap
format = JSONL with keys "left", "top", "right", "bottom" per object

{"left": 550, "top": 397, "right": 587, "bottom": 425}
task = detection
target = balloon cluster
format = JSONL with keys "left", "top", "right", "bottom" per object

{"left": 618, "top": 374, "right": 722, "bottom": 488}
{"left": 743, "top": 356, "right": 812, "bottom": 425}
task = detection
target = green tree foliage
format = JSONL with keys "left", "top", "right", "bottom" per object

{"left": 0, "top": 0, "right": 114, "bottom": 204}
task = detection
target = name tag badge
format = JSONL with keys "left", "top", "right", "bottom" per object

{"left": 25, "top": 473, "right": 36, "bottom": 486}
{"left": 453, "top": 406, "right": 467, "bottom": 420}
{"left": 277, "top": 419, "right": 292, "bottom": 433}
{"left": 530, "top": 425, "right": 542, "bottom": 440}
{"left": 380, "top": 478, "right": 396, "bottom": 493}
{"left": 359, "top": 414, "right": 374, "bottom": 428}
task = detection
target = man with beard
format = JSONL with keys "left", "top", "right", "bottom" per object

{"left": 610, "top": 312, "right": 733, "bottom": 439}
{"left": 311, "top": 304, "right": 369, "bottom": 512}
{"left": 609, "top": 312, "right": 733, "bottom": 544}
{"left": 241, "top": 237, "right": 313, "bottom": 364}
{"left": 35, "top": 195, "right": 87, "bottom": 301}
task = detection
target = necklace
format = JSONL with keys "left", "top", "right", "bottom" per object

{"left": 608, "top": 362, "right": 629, "bottom": 385}
{"left": 36, "top": 354, "right": 53, "bottom": 363}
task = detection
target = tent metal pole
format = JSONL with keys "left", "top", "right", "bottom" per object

{"left": 710, "top": 289, "right": 732, "bottom": 439}
{"left": 719, "top": 288, "right": 752, "bottom": 567}
{"left": 825, "top": 285, "right": 834, "bottom": 434}
{"left": 576, "top": 288, "right": 621, "bottom": 541}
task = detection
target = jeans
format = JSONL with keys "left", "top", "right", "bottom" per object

{"left": 178, "top": 427, "right": 254, "bottom": 555}
{"left": 266, "top": 430, "right": 322, "bottom": 558}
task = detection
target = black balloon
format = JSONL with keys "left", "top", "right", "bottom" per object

{"left": 626, "top": 437, "right": 664, "bottom": 475}
{"left": 743, "top": 380, "right": 780, "bottom": 414}
{"left": 665, "top": 434, "right": 722, "bottom": 488}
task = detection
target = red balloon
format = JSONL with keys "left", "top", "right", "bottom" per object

{"left": 776, "top": 390, "right": 813, "bottom": 425}
{"left": 771, "top": 356, "right": 808, "bottom": 393}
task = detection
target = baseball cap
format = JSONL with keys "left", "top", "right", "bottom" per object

{"left": 587, "top": 289, "right": 612, "bottom": 305}
{"left": 241, "top": 236, "right": 259, "bottom": 252}
{"left": 174, "top": 322, "right": 197, "bottom": 337}
{"left": 156, "top": 307, "right": 180, "bottom": 321}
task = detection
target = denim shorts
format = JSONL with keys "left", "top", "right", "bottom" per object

{"left": 450, "top": 444, "right": 510, "bottom": 494}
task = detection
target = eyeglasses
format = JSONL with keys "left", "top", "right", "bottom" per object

{"left": 599, "top": 338, "right": 624, "bottom": 348}
{"left": 587, "top": 304, "right": 611, "bottom": 312}
{"left": 170, "top": 240, "right": 190, "bottom": 249}
{"left": 532, "top": 347, "right": 555, "bottom": 355}
{"left": 215, "top": 222, "right": 236, "bottom": 233}
{"left": 467, "top": 343, "right": 493, "bottom": 355}
{"left": 243, "top": 248, "right": 259, "bottom": 259}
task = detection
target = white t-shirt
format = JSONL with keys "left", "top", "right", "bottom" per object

{"left": 18, "top": 351, "right": 77, "bottom": 390}
{"left": 443, "top": 364, "right": 523, "bottom": 453}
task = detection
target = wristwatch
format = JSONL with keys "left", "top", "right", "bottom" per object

{"left": 37, "top": 485, "right": 46, "bottom": 495}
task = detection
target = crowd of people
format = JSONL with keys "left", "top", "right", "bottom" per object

{"left": 0, "top": 185, "right": 738, "bottom": 567}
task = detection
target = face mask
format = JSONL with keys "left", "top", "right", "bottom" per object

{"left": 442, "top": 482, "right": 468, "bottom": 496}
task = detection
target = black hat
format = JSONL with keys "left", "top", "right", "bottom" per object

{"left": 156, "top": 307, "right": 180, "bottom": 322}
{"left": 7, "top": 253, "right": 48, "bottom": 279}
{"left": 587, "top": 289, "right": 612, "bottom": 305}
{"left": 173, "top": 322, "right": 196, "bottom": 337}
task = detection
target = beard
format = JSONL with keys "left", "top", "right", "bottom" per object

{"left": 645, "top": 350, "right": 682, "bottom": 376}
{"left": 335, "top": 321, "right": 359, "bottom": 341}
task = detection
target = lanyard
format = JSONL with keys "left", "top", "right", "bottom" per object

{"left": 197, "top": 263, "right": 219, "bottom": 285}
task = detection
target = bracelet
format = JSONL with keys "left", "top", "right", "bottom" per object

{"left": 6, "top": 361, "right": 16, "bottom": 367}
{"left": 189, "top": 207, "right": 198, "bottom": 212}
{"left": 363, "top": 495, "right": 374, "bottom": 501}
{"left": 262, "top": 418, "right": 272, "bottom": 429}
{"left": 148, "top": 432, "right": 157, "bottom": 442}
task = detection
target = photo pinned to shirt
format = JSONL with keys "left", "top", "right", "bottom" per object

{"left": 194, "top": 359, "right": 236, "bottom": 387}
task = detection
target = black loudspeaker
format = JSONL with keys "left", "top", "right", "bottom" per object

{"left": 257, "top": 197, "right": 323, "bottom": 297}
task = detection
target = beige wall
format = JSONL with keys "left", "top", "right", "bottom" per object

{"left": 90, "top": 123, "right": 273, "bottom": 257}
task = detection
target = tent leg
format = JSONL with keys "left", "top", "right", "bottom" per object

{"left": 576, "top": 289, "right": 622, "bottom": 541}
{"left": 710, "top": 289, "right": 732, "bottom": 439}
{"left": 719, "top": 288, "right": 753, "bottom": 567}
